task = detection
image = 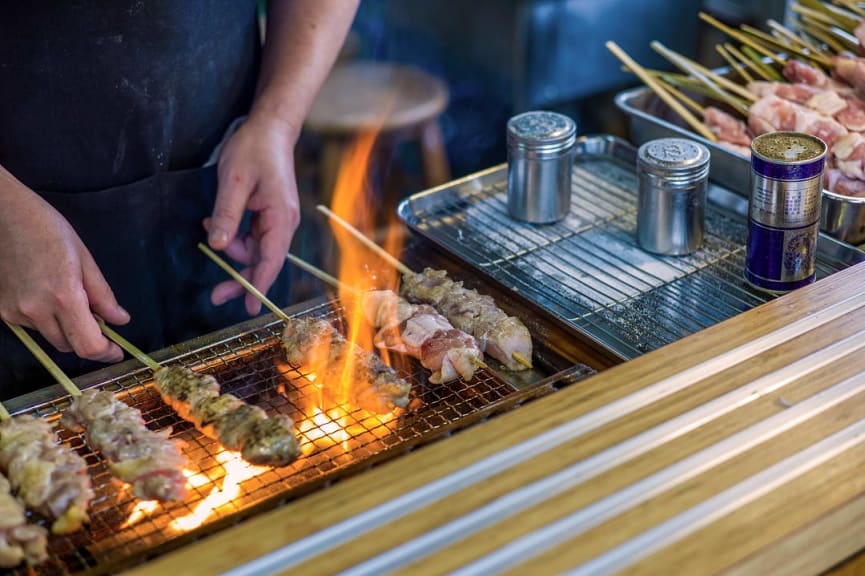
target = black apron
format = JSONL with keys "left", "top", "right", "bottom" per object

{"left": 0, "top": 1, "right": 289, "bottom": 399}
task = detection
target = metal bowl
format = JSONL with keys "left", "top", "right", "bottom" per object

{"left": 821, "top": 190, "right": 865, "bottom": 245}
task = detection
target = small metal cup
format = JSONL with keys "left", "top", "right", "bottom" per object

{"left": 636, "top": 138, "right": 710, "bottom": 255}
{"left": 506, "top": 111, "right": 577, "bottom": 223}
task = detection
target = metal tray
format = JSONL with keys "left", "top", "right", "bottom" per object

{"left": 615, "top": 84, "right": 865, "bottom": 246}
{"left": 397, "top": 134, "right": 865, "bottom": 360}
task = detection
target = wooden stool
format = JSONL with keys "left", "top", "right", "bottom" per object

{"left": 305, "top": 61, "right": 451, "bottom": 204}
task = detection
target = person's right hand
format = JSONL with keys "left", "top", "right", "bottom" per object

{"left": 0, "top": 167, "right": 129, "bottom": 362}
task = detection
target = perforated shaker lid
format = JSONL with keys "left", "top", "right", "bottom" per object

{"left": 507, "top": 111, "right": 577, "bottom": 152}
{"left": 637, "top": 138, "right": 710, "bottom": 183}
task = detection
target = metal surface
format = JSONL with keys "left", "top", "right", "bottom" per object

{"left": 397, "top": 135, "right": 865, "bottom": 360}
{"left": 636, "top": 138, "right": 710, "bottom": 255}
{"left": 615, "top": 85, "right": 865, "bottom": 246}
{"left": 3, "top": 302, "right": 596, "bottom": 576}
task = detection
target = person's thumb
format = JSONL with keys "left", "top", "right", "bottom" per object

{"left": 79, "top": 244, "right": 130, "bottom": 325}
{"left": 209, "top": 170, "right": 253, "bottom": 250}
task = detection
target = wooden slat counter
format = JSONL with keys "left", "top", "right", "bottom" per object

{"left": 126, "top": 261, "right": 865, "bottom": 576}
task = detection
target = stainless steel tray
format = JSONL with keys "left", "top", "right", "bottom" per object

{"left": 397, "top": 134, "right": 865, "bottom": 360}
{"left": 615, "top": 84, "right": 865, "bottom": 246}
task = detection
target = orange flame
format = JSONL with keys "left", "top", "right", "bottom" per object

{"left": 170, "top": 451, "right": 270, "bottom": 532}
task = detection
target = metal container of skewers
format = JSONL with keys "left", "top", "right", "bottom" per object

{"left": 615, "top": 84, "right": 865, "bottom": 246}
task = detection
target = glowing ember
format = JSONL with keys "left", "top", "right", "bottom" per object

{"left": 169, "top": 451, "right": 270, "bottom": 532}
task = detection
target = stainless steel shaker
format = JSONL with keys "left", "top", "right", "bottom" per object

{"left": 636, "top": 138, "right": 711, "bottom": 255}
{"left": 506, "top": 111, "right": 577, "bottom": 223}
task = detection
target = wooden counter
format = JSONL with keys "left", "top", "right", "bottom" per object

{"left": 126, "top": 261, "right": 865, "bottom": 575}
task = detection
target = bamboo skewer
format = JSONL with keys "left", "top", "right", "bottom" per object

{"left": 768, "top": 19, "right": 832, "bottom": 61}
{"left": 315, "top": 205, "right": 535, "bottom": 370}
{"left": 285, "top": 253, "right": 489, "bottom": 371}
{"left": 605, "top": 41, "right": 718, "bottom": 141}
{"left": 716, "top": 44, "right": 755, "bottom": 84}
{"left": 96, "top": 320, "right": 160, "bottom": 371}
{"left": 797, "top": 16, "right": 853, "bottom": 53}
{"left": 315, "top": 205, "right": 413, "bottom": 275}
{"left": 650, "top": 41, "right": 757, "bottom": 101}
{"left": 654, "top": 78, "right": 705, "bottom": 115}
{"left": 4, "top": 321, "right": 81, "bottom": 398}
{"left": 741, "top": 22, "right": 832, "bottom": 66}
{"left": 834, "top": 0, "right": 865, "bottom": 19}
{"left": 741, "top": 45, "right": 785, "bottom": 81}
{"left": 197, "top": 243, "right": 292, "bottom": 324}
{"left": 700, "top": 12, "right": 787, "bottom": 66}
{"left": 725, "top": 43, "right": 776, "bottom": 81}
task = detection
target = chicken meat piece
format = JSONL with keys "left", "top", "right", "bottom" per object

{"left": 283, "top": 317, "right": 411, "bottom": 413}
{"left": 0, "top": 474, "right": 48, "bottom": 568}
{"left": 401, "top": 269, "right": 533, "bottom": 371}
{"left": 704, "top": 106, "right": 752, "bottom": 148}
{"left": 0, "top": 415, "right": 92, "bottom": 534}
{"left": 154, "top": 366, "right": 300, "bottom": 467}
{"left": 61, "top": 390, "right": 188, "bottom": 501}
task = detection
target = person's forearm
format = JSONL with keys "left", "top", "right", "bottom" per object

{"left": 252, "top": 0, "right": 360, "bottom": 141}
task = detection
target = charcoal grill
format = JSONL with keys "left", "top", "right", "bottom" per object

{"left": 3, "top": 296, "right": 596, "bottom": 576}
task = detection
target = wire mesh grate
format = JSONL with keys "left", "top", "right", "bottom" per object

{"left": 399, "top": 138, "right": 858, "bottom": 359}
{"left": 6, "top": 303, "right": 588, "bottom": 576}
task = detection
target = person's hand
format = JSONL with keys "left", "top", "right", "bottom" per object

{"left": 205, "top": 112, "right": 301, "bottom": 315}
{"left": 0, "top": 170, "right": 129, "bottom": 361}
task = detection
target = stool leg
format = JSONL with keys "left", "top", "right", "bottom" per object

{"left": 419, "top": 120, "right": 451, "bottom": 187}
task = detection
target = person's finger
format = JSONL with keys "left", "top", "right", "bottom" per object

{"left": 55, "top": 289, "right": 123, "bottom": 363}
{"left": 78, "top": 242, "right": 130, "bottom": 325}
{"left": 247, "top": 231, "right": 288, "bottom": 317}
{"left": 31, "top": 315, "right": 74, "bottom": 354}
{"left": 209, "top": 168, "right": 254, "bottom": 250}
{"left": 210, "top": 267, "right": 254, "bottom": 306}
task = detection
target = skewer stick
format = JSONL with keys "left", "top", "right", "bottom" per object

{"left": 651, "top": 41, "right": 756, "bottom": 104}
{"left": 96, "top": 320, "right": 160, "bottom": 371}
{"left": 285, "top": 252, "right": 359, "bottom": 296}
{"left": 768, "top": 19, "right": 832, "bottom": 60}
{"left": 798, "top": 0, "right": 860, "bottom": 33}
{"left": 605, "top": 41, "right": 718, "bottom": 142}
{"left": 285, "top": 253, "right": 491, "bottom": 371}
{"left": 198, "top": 243, "right": 292, "bottom": 324}
{"left": 315, "top": 205, "right": 413, "bottom": 275}
{"left": 699, "top": 12, "right": 787, "bottom": 66}
{"left": 725, "top": 43, "right": 775, "bottom": 81}
{"left": 798, "top": 17, "right": 851, "bottom": 53}
{"left": 716, "top": 44, "right": 754, "bottom": 84}
{"left": 4, "top": 321, "right": 81, "bottom": 397}
{"left": 512, "top": 352, "right": 533, "bottom": 370}
{"left": 833, "top": 0, "right": 865, "bottom": 19}
{"left": 740, "top": 45, "right": 785, "bottom": 81}
{"left": 319, "top": 213, "right": 534, "bottom": 371}
{"left": 654, "top": 78, "right": 705, "bottom": 115}
{"left": 741, "top": 23, "right": 832, "bottom": 66}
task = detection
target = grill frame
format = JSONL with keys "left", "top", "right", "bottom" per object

{"left": 397, "top": 134, "right": 865, "bottom": 360}
{"left": 4, "top": 298, "right": 596, "bottom": 576}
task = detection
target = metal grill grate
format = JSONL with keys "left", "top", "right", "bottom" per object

{"left": 7, "top": 302, "right": 595, "bottom": 576}
{"left": 398, "top": 135, "right": 863, "bottom": 359}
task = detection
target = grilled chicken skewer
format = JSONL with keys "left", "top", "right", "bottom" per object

{"left": 198, "top": 244, "right": 412, "bottom": 414}
{"left": 315, "top": 205, "right": 534, "bottom": 371}
{"left": 283, "top": 317, "right": 412, "bottom": 413}
{"left": 99, "top": 321, "right": 301, "bottom": 467}
{"left": 5, "top": 321, "right": 188, "bottom": 502}
{"left": 0, "top": 412, "right": 92, "bottom": 535}
{"left": 286, "top": 253, "right": 485, "bottom": 384}
{"left": 0, "top": 471, "right": 48, "bottom": 568}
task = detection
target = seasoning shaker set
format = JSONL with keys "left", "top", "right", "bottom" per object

{"left": 504, "top": 110, "right": 825, "bottom": 294}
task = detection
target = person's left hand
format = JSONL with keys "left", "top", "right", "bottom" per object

{"left": 204, "top": 112, "right": 301, "bottom": 315}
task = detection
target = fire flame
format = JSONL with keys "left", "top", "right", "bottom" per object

{"left": 170, "top": 451, "right": 270, "bottom": 532}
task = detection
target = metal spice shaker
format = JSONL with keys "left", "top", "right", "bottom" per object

{"left": 636, "top": 138, "right": 711, "bottom": 255}
{"left": 506, "top": 111, "right": 577, "bottom": 223}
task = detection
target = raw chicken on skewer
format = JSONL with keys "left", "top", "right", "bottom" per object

{"left": 99, "top": 321, "right": 301, "bottom": 467}
{"left": 285, "top": 253, "right": 485, "bottom": 384}
{"left": 315, "top": 205, "right": 534, "bottom": 372}
{"left": 0, "top": 471, "right": 48, "bottom": 568}
{"left": 4, "top": 321, "right": 188, "bottom": 502}
{"left": 198, "top": 244, "right": 411, "bottom": 414}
